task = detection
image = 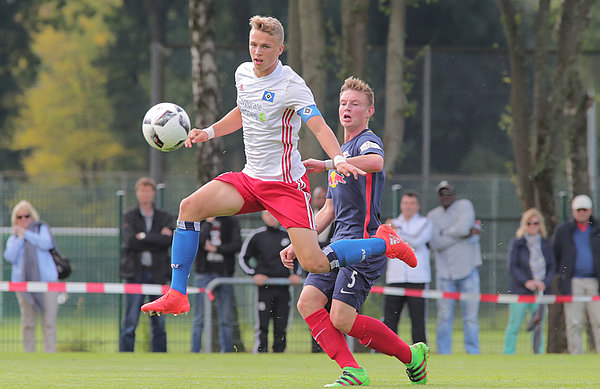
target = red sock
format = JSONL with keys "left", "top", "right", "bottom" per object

{"left": 304, "top": 308, "right": 360, "bottom": 369}
{"left": 348, "top": 314, "right": 412, "bottom": 364}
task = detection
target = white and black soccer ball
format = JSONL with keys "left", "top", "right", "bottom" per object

{"left": 142, "top": 102, "right": 191, "bottom": 152}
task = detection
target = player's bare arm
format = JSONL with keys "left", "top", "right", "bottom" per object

{"left": 185, "top": 107, "right": 243, "bottom": 147}
{"left": 304, "top": 154, "right": 383, "bottom": 174}
{"left": 305, "top": 115, "right": 366, "bottom": 179}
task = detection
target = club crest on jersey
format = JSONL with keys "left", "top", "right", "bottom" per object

{"left": 328, "top": 171, "right": 347, "bottom": 188}
{"left": 262, "top": 90, "right": 275, "bottom": 102}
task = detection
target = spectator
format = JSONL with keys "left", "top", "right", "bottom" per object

{"left": 553, "top": 194, "right": 600, "bottom": 354}
{"left": 119, "top": 177, "right": 175, "bottom": 352}
{"left": 4, "top": 200, "right": 59, "bottom": 352}
{"left": 384, "top": 191, "right": 433, "bottom": 344}
{"left": 503, "top": 208, "right": 555, "bottom": 354}
{"left": 312, "top": 186, "right": 334, "bottom": 248}
{"left": 427, "top": 180, "right": 482, "bottom": 354}
{"left": 190, "top": 216, "right": 242, "bottom": 353}
{"left": 239, "top": 210, "right": 302, "bottom": 353}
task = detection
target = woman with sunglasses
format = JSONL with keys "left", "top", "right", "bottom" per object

{"left": 3, "top": 200, "right": 59, "bottom": 352}
{"left": 503, "top": 208, "right": 555, "bottom": 354}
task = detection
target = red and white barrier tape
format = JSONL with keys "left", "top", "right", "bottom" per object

{"left": 0, "top": 281, "right": 202, "bottom": 296}
{"left": 1, "top": 281, "right": 599, "bottom": 304}
{"left": 370, "top": 286, "right": 600, "bottom": 304}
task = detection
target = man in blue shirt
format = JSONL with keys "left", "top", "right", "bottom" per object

{"left": 553, "top": 194, "right": 600, "bottom": 354}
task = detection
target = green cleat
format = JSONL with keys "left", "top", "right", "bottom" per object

{"left": 405, "top": 342, "right": 429, "bottom": 384}
{"left": 325, "top": 366, "right": 370, "bottom": 387}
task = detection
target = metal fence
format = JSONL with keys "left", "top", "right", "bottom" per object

{"left": 1, "top": 171, "right": 581, "bottom": 354}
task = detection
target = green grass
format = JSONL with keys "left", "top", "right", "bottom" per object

{"left": 0, "top": 352, "right": 598, "bottom": 388}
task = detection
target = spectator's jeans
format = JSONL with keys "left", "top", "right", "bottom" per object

{"left": 119, "top": 271, "right": 166, "bottom": 352}
{"left": 565, "top": 277, "right": 600, "bottom": 354}
{"left": 191, "top": 273, "right": 234, "bottom": 353}
{"left": 503, "top": 302, "right": 544, "bottom": 354}
{"left": 436, "top": 268, "right": 480, "bottom": 354}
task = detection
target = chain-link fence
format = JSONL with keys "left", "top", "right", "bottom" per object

{"left": 0, "top": 171, "right": 577, "bottom": 353}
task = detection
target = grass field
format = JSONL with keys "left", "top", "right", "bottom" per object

{"left": 1, "top": 352, "right": 598, "bottom": 388}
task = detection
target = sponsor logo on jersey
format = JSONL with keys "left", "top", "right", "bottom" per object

{"left": 262, "top": 90, "right": 275, "bottom": 102}
{"left": 359, "top": 140, "right": 382, "bottom": 153}
{"left": 239, "top": 84, "right": 244, "bottom": 91}
{"left": 328, "top": 171, "right": 347, "bottom": 188}
{"left": 259, "top": 113, "right": 266, "bottom": 121}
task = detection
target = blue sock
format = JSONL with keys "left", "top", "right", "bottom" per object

{"left": 325, "top": 238, "right": 387, "bottom": 268}
{"left": 170, "top": 222, "right": 201, "bottom": 294}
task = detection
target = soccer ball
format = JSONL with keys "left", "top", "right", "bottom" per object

{"left": 142, "top": 102, "right": 191, "bottom": 152}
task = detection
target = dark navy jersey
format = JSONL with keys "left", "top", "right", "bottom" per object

{"left": 327, "top": 129, "right": 385, "bottom": 241}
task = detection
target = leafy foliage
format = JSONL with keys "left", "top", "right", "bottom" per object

{"left": 9, "top": 0, "right": 125, "bottom": 183}
{"left": 0, "top": 0, "right": 40, "bottom": 170}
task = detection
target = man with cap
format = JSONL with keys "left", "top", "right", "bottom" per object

{"left": 553, "top": 194, "right": 600, "bottom": 354}
{"left": 426, "top": 180, "right": 482, "bottom": 354}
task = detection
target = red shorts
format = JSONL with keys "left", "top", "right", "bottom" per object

{"left": 215, "top": 171, "right": 316, "bottom": 230}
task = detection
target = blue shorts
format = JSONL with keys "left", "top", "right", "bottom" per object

{"left": 304, "top": 254, "right": 387, "bottom": 311}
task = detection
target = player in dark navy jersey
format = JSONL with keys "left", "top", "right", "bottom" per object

{"left": 281, "top": 77, "right": 429, "bottom": 386}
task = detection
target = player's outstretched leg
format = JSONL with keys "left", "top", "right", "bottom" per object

{"left": 141, "top": 222, "right": 199, "bottom": 315}
{"left": 141, "top": 288, "right": 190, "bottom": 316}
{"left": 374, "top": 224, "right": 417, "bottom": 267}
{"left": 325, "top": 367, "right": 370, "bottom": 387}
{"left": 405, "top": 342, "right": 429, "bottom": 385}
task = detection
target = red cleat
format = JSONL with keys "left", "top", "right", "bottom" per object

{"left": 374, "top": 224, "right": 417, "bottom": 268}
{"left": 141, "top": 288, "right": 190, "bottom": 316}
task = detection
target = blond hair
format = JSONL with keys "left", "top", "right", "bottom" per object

{"left": 249, "top": 15, "right": 284, "bottom": 45}
{"left": 516, "top": 208, "right": 547, "bottom": 238}
{"left": 340, "top": 77, "right": 374, "bottom": 107}
{"left": 11, "top": 200, "right": 40, "bottom": 227}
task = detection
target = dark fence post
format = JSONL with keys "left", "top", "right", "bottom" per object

{"left": 116, "top": 189, "right": 125, "bottom": 347}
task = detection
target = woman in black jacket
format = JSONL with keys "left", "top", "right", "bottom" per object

{"left": 503, "top": 208, "right": 555, "bottom": 354}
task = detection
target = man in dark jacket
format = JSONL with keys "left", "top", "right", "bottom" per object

{"left": 239, "top": 210, "right": 302, "bottom": 353}
{"left": 119, "top": 177, "right": 175, "bottom": 352}
{"left": 553, "top": 194, "right": 600, "bottom": 354}
{"left": 190, "top": 216, "right": 242, "bottom": 353}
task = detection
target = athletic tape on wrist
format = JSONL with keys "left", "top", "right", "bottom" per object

{"left": 324, "top": 160, "right": 334, "bottom": 170}
{"left": 333, "top": 155, "right": 346, "bottom": 167}
{"left": 203, "top": 126, "right": 215, "bottom": 140}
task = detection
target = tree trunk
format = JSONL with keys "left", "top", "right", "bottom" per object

{"left": 382, "top": 0, "right": 407, "bottom": 176}
{"left": 340, "top": 0, "right": 369, "bottom": 80}
{"left": 144, "top": 0, "right": 167, "bottom": 182}
{"left": 287, "top": 0, "right": 302, "bottom": 73}
{"left": 189, "top": 0, "right": 224, "bottom": 186}
{"left": 497, "top": 0, "right": 534, "bottom": 210}
{"left": 298, "top": 0, "right": 326, "bottom": 163}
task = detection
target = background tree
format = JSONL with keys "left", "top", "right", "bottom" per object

{"left": 340, "top": 0, "right": 369, "bottom": 81}
{"left": 0, "top": 0, "right": 40, "bottom": 171}
{"left": 9, "top": 0, "right": 125, "bottom": 185}
{"left": 382, "top": 0, "right": 408, "bottom": 175}
{"left": 297, "top": 0, "right": 326, "bottom": 171}
{"left": 189, "top": 0, "right": 224, "bottom": 186}
{"left": 497, "top": 0, "right": 596, "bottom": 353}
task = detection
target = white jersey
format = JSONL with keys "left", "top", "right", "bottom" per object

{"left": 386, "top": 213, "right": 433, "bottom": 284}
{"left": 235, "top": 61, "right": 317, "bottom": 182}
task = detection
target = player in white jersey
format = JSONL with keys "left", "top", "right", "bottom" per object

{"left": 141, "top": 15, "right": 413, "bottom": 316}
